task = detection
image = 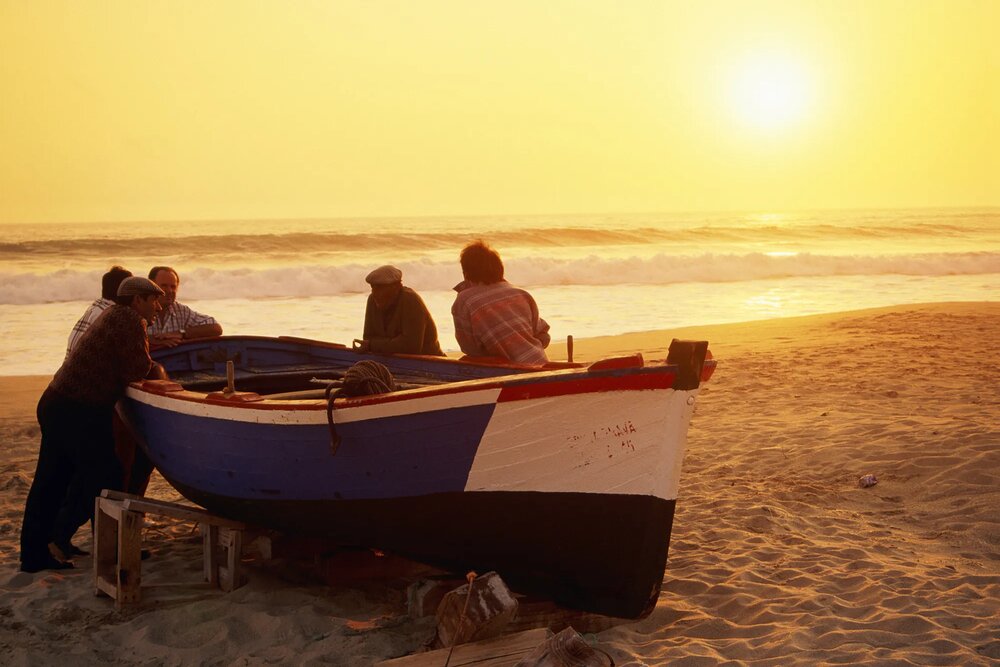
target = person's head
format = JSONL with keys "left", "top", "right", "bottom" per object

{"left": 101, "top": 266, "right": 133, "bottom": 299}
{"left": 148, "top": 266, "right": 180, "bottom": 308}
{"left": 116, "top": 276, "right": 165, "bottom": 323}
{"left": 365, "top": 265, "right": 403, "bottom": 309}
{"left": 460, "top": 241, "right": 504, "bottom": 284}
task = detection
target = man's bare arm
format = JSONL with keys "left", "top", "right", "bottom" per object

{"left": 149, "top": 332, "right": 183, "bottom": 350}
{"left": 186, "top": 323, "right": 223, "bottom": 339}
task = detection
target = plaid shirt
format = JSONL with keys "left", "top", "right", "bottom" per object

{"left": 146, "top": 302, "right": 217, "bottom": 335}
{"left": 451, "top": 280, "right": 551, "bottom": 366}
{"left": 66, "top": 298, "right": 116, "bottom": 359}
{"left": 51, "top": 305, "right": 153, "bottom": 408}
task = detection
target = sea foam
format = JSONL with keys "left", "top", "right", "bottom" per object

{"left": 0, "top": 251, "right": 997, "bottom": 305}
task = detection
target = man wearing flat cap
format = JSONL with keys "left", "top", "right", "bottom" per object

{"left": 356, "top": 265, "right": 444, "bottom": 356}
{"left": 19, "top": 277, "right": 168, "bottom": 572}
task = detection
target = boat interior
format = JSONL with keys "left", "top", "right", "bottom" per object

{"left": 176, "top": 363, "right": 457, "bottom": 399}
{"left": 150, "top": 336, "right": 711, "bottom": 401}
{"left": 155, "top": 337, "right": 574, "bottom": 400}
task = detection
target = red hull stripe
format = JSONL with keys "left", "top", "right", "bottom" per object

{"left": 498, "top": 371, "right": 675, "bottom": 402}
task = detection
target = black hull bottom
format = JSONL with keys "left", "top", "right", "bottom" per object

{"left": 170, "top": 482, "right": 676, "bottom": 619}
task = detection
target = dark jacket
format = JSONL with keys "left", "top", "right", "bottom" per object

{"left": 50, "top": 305, "right": 153, "bottom": 407}
{"left": 363, "top": 286, "right": 444, "bottom": 356}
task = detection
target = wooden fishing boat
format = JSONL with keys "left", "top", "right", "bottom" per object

{"left": 119, "top": 335, "right": 714, "bottom": 618}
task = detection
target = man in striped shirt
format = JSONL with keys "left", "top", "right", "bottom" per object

{"left": 65, "top": 266, "right": 132, "bottom": 358}
{"left": 451, "top": 241, "right": 551, "bottom": 366}
{"left": 146, "top": 266, "right": 223, "bottom": 349}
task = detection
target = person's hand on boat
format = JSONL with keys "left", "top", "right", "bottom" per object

{"left": 353, "top": 338, "right": 372, "bottom": 353}
{"left": 149, "top": 332, "right": 183, "bottom": 350}
{"left": 145, "top": 362, "right": 168, "bottom": 380}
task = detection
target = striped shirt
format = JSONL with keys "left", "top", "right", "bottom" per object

{"left": 146, "top": 302, "right": 217, "bottom": 336}
{"left": 451, "top": 280, "right": 551, "bottom": 366}
{"left": 66, "top": 298, "right": 115, "bottom": 359}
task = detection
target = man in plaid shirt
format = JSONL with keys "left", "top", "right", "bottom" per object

{"left": 146, "top": 266, "right": 223, "bottom": 349}
{"left": 65, "top": 266, "right": 132, "bottom": 358}
{"left": 451, "top": 241, "right": 551, "bottom": 366}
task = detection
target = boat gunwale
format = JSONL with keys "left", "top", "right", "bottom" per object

{"left": 127, "top": 360, "right": 695, "bottom": 413}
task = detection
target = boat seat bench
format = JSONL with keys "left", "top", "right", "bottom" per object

{"left": 93, "top": 489, "right": 248, "bottom": 608}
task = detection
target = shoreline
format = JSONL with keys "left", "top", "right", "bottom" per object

{"left": 3, "top": 300, "right": 995, "bottom": 383}
{"left": 1, "top": 300, "right": 998, "bottom": 664}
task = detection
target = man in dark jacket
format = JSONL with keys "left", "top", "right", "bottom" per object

{"left": 356, "top": 265, "right": 444, "bottom": 356}
{"left": 19, "top": 277, "right": 166, "bottom": 572}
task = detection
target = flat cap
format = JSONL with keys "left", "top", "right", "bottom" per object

{"left": 365, "top": 265, "right": 403, "bottom": 286}
{"left": 117, "top": 276, "right": 165, "bottom": 297}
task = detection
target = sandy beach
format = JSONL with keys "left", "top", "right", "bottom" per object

{"left": 1, "top": 302, "right": 997, "bottom": 665}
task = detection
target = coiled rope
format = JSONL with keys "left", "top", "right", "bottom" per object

{"left": 325, "top": 361, "right": 396, "bottom": 455}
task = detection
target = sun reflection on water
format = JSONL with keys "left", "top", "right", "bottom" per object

{"left": 745, "top": 289, "right": 790, "bottom": 314}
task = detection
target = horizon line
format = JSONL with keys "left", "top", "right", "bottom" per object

{"left": 3, "top": 203, "right": 998, "bottom": 227}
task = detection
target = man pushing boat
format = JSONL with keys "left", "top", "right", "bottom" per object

{"left": 19, "top": 277, "right": 167, "bottom": 572}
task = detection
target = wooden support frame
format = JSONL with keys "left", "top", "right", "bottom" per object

{"left": 94, "top": 489, "right": 248, "bottom": 607}
{"left": 375, "top": 628, "right": 553, "bottom": 666}
{"left": 94, "top": 495, "right": 143, "bottom": 606}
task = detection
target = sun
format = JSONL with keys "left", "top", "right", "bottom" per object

{"left": 729, "top": 53, "right": 812, "bottom": 131}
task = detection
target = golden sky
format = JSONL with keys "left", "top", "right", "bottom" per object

{"left": 1, "top": 0, "right": 996, "bottom": 223}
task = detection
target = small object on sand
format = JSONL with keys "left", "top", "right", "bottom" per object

{"left": 514, "top": 626, "right": 613, "bottom": 667}
{"left": 436, "top": 571, "right": 518, "bottom": 648}
{"left": 408, "top": 576, "right": 467, "bottom": 618}
{"left": 858, "top": 474, "right": 878, "bottom": 488}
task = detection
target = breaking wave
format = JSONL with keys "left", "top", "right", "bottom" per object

{"left": 1, "top": 251, "right": 997, "bottom": 305}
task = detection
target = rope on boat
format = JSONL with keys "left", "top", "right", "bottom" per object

{"left": 325, "top": 361, "right": 397, "bottom": 456}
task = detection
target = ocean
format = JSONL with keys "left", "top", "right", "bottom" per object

{"left": 1, "top": 207, "right": 997, "bottom": 376}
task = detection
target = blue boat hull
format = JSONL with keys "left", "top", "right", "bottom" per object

{"left": 122, "top": 399, "right": 497, "bottom": 500}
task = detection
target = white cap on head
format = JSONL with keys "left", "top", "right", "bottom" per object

{"left": 117, "top": 276, "right": 165, "bottom": 297}
{"left": 365, "top": 265, "right": 403, "bottom": 286}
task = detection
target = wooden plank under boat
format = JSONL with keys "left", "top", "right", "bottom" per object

{"left": 119, "top": 335, "right": 715, "bottom": 618}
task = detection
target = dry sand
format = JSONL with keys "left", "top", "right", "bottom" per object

{"left": 1, "top": 302, "right": 997, "bottom": 665}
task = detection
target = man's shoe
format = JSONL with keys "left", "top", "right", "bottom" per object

{"left": 68, "top": 543, "right": 90, "bottom": 557}
{"left": 48, "top": 542, "right": 71, "bottom": 563}
{"left": 20, "top": 555, "right": 75, "bottom": 573}
{"left": 49, "top": 540, "right": 90, "bottom": 559}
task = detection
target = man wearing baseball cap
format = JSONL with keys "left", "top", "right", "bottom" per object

{"left": 355, "top": 265, "right": 444, "bottom": 356}
{"left": 19, "top": 276, "right": 168, "bottom": 572}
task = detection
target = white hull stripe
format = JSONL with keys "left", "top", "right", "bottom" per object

{"left": 126, "top": 386, "right": 503, "bottom": 425}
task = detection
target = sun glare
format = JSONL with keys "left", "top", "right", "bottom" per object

{"left": 729, "top": 53, "right": 812, "bottom": 131}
